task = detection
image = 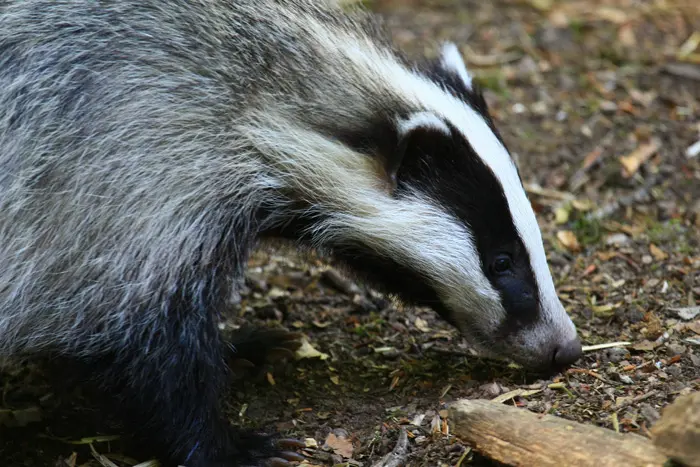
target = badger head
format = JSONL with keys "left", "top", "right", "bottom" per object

{"left": 248, "top": 42, "right": 581, "bottom": 373}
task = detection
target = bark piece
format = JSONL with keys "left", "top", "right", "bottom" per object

{"left": 650, "top": 391, "right": 700, "bottom": 467}
{"left": 448, "top": 399, "right": 668, "bottom": 467}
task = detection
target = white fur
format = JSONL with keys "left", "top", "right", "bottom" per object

{"left": 397, "top": 111, "right": 450, "bottom": 136}
{"left": 440, "top": 42, "right": 473, "bottom": 90}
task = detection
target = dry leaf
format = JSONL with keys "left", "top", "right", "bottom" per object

{"left": 295, "top": 337, "right": 330, "bottom": 360}
{"left": 557, "top": 230, "right": 581, "bottom": 252}
{"left": 415, "top": 317, "right": 430, "bottom": 332}
{"left": 591, "top": 303, "right": 615, "bottom": 314}
{"left": 555, "top": 206, "right": 570, "bottom": 224}
{"left": 650, "top": 244, "right": 669, "bottom": 261}
{"left": 671, "top": 306, "right": 700, "bottom": 320}
{"left": 618, "top": 24, "right": 636, "bottom": 47}
{"left": 324, "top": 433, "right": 354, "bottom": 459}
{"left": 678, "top": 31, "right": 700, "bottom": 59}
{"left": 530, "top": 0, "right": 553, "bottom": 11}
{"left": 304, "top": 438, "right": 319, "bottom": 448}
{"left": 687, "top": 321, "right": 700, "bottom": 334}
{"left": 595, "top": 7, "right": 629, "bottom": 24}
{"left": 619, "top": 139, "right": 660, "bottom": 178}
{"left": 631, "top": 340, "right": 661, "bottom": 351}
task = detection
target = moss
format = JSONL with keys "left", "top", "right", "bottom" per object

{"left": 571, "top": 214, "right": 603, "bottom": 246}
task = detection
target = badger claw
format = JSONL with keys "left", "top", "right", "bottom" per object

{"left": 275, "top": 438, "right": 306, "bottom": 449}
{"left": 230, "top": 358, "right": 256, "bottom": 369}
{"left": 266, "top": 458, "right": 292, "bottom": 467}
{"left": 226, "top": 327, "right": 304, "bottom": 371}
{"left": 278, "top": 451, "right": 305, "bottom": 462}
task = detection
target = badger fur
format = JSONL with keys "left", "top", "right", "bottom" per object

{"left": 0, "top": 0, "right": 582, "bottom": 465}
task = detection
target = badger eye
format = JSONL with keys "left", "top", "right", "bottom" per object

{"left": 491, "top": 255, "right": 513, "bottom": 274}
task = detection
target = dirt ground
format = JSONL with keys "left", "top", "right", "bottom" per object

{"left": 2, "top": 0, "right": 700, "bottom": 466}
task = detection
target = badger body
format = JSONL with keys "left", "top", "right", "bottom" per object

{"left": 0, "top": 1, "right": 581, "bottom": 465}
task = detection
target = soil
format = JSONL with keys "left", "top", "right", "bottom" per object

{"left": 1, "top": 1, "right": 699, "bottom": 466}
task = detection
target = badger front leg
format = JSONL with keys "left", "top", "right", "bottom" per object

{"left": 91, "top": 302, "right": 303, "bottom": 467}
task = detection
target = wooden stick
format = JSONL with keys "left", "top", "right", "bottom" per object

{"left": 448, "top": 399, "right": 668, "bottom": 467}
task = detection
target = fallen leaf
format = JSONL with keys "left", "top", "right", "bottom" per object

{"left": 618, "top": 23, "right": 636, "bottom": 47}
{"left": 686, "top": 321, "right": 700, "bottom": 334}
{"left": 324, "top": 433, "right": 354, "bottom": 459}
{"left": 687, "top": 139, "right": 700, "bottom": 158}
{"left": 678, "top": 31, "right": 700, "bottom": 59}
{"left": 415, "top": 317, "right": 430, "bottom": 333}
{"left": 555, "top": 206, "right": 570, "bottom": 224}
{"left": 304, "top": 438, "right": 319, "bottom": 448}
{"left": 595, "top": 7, "right": 628, "bottom": 24}
{"left": 591, "top": 303, "right": 615, "bottom": 314}
{"left": 330, "top": 375, "right": 340, "bottom": 385}
{"left": 631, "top": 340, "right": 661, "bottom": 351}
{"left": 670, "top": 306, "right": 700, "bottom": 321}
{"left": 619, "top": 139, "right": 660, "bottom": 178}
{"left": 649, "top": 244, "right": 668, "bottom": 261}
{"left": 529, "top": 0, "right": 553, "bottom": 11}
{"left": 295, "top": 337, "right": 330, "bottom": 360}
{"left": 557, "top": 230, "right": 581, "bottom": 252}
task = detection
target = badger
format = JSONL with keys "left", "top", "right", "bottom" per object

{"left": 0, "top": 0, "right": 582, "bottom": 465}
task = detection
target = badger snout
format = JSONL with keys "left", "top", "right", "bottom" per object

{"left": 552, "top": 336, "right": 583, "bottom": 370}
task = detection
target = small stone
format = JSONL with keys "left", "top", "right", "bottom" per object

{"left": 618, "top": 374, "right": 634, "bottom": 384}
{"left": 479, "top": 382, "right": 502, "bottom": 398}
{"left": 640, "top": 403, "right": 661, "bottom": 425}
{"left": 666, "top": 365, "right": 682, "bottom": 378}
{"left": 512, "top": 103, "right": 527, "bottom": 114}
{"left": 642, "top": 255, "right": 653, "bottom": 264}
{"left": 690, "top": 354, "right": 700, "bottom": 366}
{"left": 606, "top": 233, "right": 631, "bottom": 246}
{"left": 627, "top": 309, "right": 645, "bottom": 323}
{"left": 604, "top": 347, "right": 629, "bottom": 363}
{"left": 666, "top": 343, "right": 687, "bottom": 356}
{"left": 414, "top": 435, "right": 428, "bottom": 445}
{"left": 600, "top": 100, "right": 618, "bottom": 113}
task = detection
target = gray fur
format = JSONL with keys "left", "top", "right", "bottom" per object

{"left": 0, "top": 0, "right": 383, "bottom": 355}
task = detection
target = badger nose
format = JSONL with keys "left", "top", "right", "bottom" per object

{"left": 552, "top": 337, "right": 583, "bottom": 369}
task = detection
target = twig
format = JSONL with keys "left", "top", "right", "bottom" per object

{"left": 614, "top": 390, "right": 658, "bottom": 412}
{"left": 582, "top": 342, "right": 632, "bottom": 352}
{"left": 587, "top": 174, "right": 659, "bottom": 221}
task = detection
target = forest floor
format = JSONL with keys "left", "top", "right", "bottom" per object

{"left": 2, "top": 0, "right": 700, "bottom": 466}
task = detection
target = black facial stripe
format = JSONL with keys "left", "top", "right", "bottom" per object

{"left": 416, "top": 59, "right": 511, "bottom": 152}
{"left": 394, "top": 119, "right": 541, "bottom": 327}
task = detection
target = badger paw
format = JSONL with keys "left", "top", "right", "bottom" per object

{"left": 264, "top": 438, "right": 307, "bottom": 467}
{"left": 234, "top": 435, "right": 306, "bottom": 467}
{"left": 226, "top": 327, "right": 304, "bottom": 374}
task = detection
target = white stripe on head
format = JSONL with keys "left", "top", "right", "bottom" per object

{"left": 439, "top": 42, "right": 473, "bottom": 90}
{"left": 397, "top": 111, "right": 450, "bottom": 137}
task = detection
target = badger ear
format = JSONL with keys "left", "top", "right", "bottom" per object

{"left": 438, "top": 42, "right": 473, "bottom": 91}
{"left": 384, "top": 112, "right": 452, "bottom": 191}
